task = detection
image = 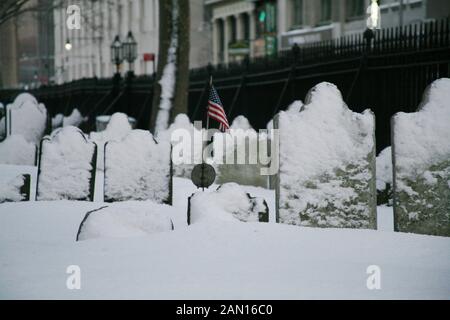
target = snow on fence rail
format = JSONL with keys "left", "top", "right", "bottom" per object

{"left": 275, "top": 82, "right": 377, "bottom": 229}
{"left": 36, "top": 126, "right": 97, "bottom": 201}
{"left": 392, "top": 78, "right": 450, "bottom": 237}
{"left": 104, "top": 130, "right": 172, "bottom": 204}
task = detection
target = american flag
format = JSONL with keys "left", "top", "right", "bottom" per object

{"left": 207, "top": 84, "right": 229, "bottom": 132}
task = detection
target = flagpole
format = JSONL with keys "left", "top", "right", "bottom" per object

{"left": 201, "top": 76, "right": 213, "bottom": 192}
{"left": 206, "top": 75, "right": 212, "bottom": 131}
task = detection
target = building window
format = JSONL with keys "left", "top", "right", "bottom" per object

{"left": 218, "top": 19, "right": 225, "bottom": 62}
{"left": 347, "top": 0, "right": 365, "bottom": 19}
{"left": 321, "top": 0, "right": 332, "bottom": 23}
{"left": 242, "top": 13, "right": 250, "bottom": 41}
{"left": 229, "top": 16, "right": 237, "bottom": 43}
{"left": 292, "top": 0, "right": 303, "bottom": 28}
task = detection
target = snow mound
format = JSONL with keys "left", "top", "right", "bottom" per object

{"left": 91, "top": 113, "right": 132, "bottom": 144}
{"left": 37, "top": 126, "right": 96, "bottom": 201}
{"left": 230, "top": 115, "right": 253, "bottom": 130}
{"left": 267, "top": 100, "right": 303, "bottom": 130}
{"left": 392, "top": 78, "right": 450, "bottom": 236}
{"left": 104, "top": 130, "right": 171, "bottom": 203}
{"left": 7, "top": 99, "right": 47, "bottom": 145}
{"left": 90, "top": 113, "right": 133, "bottom": 173}
{"left": 287, "top": 100, "right": 304, "bottom": 112}
{"left": 189, "top": 183, "right": 269, "bottom": 224}
{"left": 161, "top": 114, "right": 203, "bottom": 178}
{"left": 12, "top": 93, "right": 38, "bottom": 106}
{"left": 0, "top": 175, "right": 26, "bottom": 203}
{"left": 393, "top": 78, "right": 450, "bottom": 178}
{"left": 63, "top": 109, "right": 86, "bottom": 128}
{"left": 76, "top": 203, "right": 174, "bottom": 241}
{"left": 51, "top": 114, "right": 64, "bottom": 129}
{"left": 0, "top": 135, "right": 36, "bottom": 165}
{"left": 277, "top": 82, "right": 376, "bottom": 228}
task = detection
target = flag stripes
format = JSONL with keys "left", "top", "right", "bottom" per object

{"left": 207, "top": 84, "right": 229, "bottom": 132}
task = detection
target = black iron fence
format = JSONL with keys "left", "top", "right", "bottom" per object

{"left": 1, "top": 18, "right": 449, "bottom": 153}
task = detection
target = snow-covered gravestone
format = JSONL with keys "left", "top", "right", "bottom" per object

{"left": 6, "top": 94, "right": 47, "bottom": 145}
{"left": 104, "top": 130, "right": 172, "bottom": 204}
{"left": 275, "top": 82, "right": 377, "bottom": 229}
{"left": 159, "top": 114, "right": 203, "bottom": 179}
{"left": 37, "top": 126, "right": 97, "bottom": 201}
{"left": 0, "top": 135, "right": 36, "bottom": 166}
{"left": 0, "top": 174, "right": 31, "bottom": 203}
{"left": 392, "top": 78, "right": 450, "bottom": 237}
{"left": 188, "top": 183, "right": 269, "bottom": 225}
{"left": 376, "top": 147, "right": 393, "bottom": 205}
{"left": 76, "top": 203, "right": 174, "bottom": 241}
{"left": 215, "top": 116, "right": 269, "bottom": 188}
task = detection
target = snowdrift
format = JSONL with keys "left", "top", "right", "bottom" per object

{"left": 188, "top": 183, "right": 269, "bottom": 224}
{"left": 77, "top": 203, "right": 174, "bottom": 241}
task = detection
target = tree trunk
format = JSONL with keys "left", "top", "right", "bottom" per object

{"left": 150, "top": 0, "right": 190, "bottom": 135}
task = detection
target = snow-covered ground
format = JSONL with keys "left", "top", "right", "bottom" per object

{"left": 0, "top": 178, "right": 448, "bottom": 299}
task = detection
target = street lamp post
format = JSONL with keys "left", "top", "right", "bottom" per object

{"left": 111, "top": 35, "right": 124, "bottom": 75}
{"left": 123, "top": 31, "right": 138, "bottom": 76}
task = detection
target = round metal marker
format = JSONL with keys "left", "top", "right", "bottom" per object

{"left": 191, "top": 163, "right": 216, "bottom": 190}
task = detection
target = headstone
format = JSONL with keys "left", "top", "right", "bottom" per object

{"left": 159, "top": 114, "right": 202, "bottom": 179}
{"left": 76, "top": 204, "right": 174, "bottom": 241}
{"left": 90, "top": 112, "right": 133, "bottom": 202}
{"left": 104, "top": 129, "right": 172, "bottom": 204}
{"left": 275, "top": 82, "right": 377, "bottom": 229}
{"left": 214, "top": 117, "right": 270, "bottom": 188}
{"left": 6, "top": 95, "right": 47, "bottom": 145}
{"left": 392, "top": 78, "right": 450, "bottom": 237}
{"left": 376, "top": 147, "right": 393, "bottom": 205}
{"left": 0, "top": 135, "right": 36, "bottom": 166}
{"left": 0, "top": 164, "right": 37, "bottom": 200}
{"left": 0, "top": 102, "right": 5, "bottom": 140}
{"left": 0, "top": 174, "right": 30, "bottom": 203}
{"left": 187, "top": 183, "right": 269, "bottom": 225}
{"left": 37, "top": 126, "right": 96, "bottom": 201}
{"left": 95, "top": 114, "right": 136, "bottom": 132}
